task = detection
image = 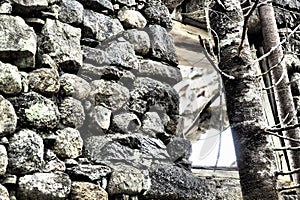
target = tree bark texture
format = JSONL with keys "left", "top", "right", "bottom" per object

{"left": 210, "top": 0, "right": 278, "bottom": 199}
{"left": 258, "top": 1, "right": 300, "bottom": 197}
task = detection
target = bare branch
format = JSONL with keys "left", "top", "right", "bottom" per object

{"left": 278, "top": 184, "right": 300, "bottom": 192}
{"left": 273, "top": 146, "right": 300, "bottom": 151}
{"left": 266, "top": 122, "right": 300, "bottom": 133}
{"left": 264, "top": 130, "right": 300, "bottom": 143}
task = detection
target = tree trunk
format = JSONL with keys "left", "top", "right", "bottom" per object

{"left": 258, "top": 1, "right": 300, "bottom": 198}
{"left": 209, "top": 1, "right": 279, "bottom": 199}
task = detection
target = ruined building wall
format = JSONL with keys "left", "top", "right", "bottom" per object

{"left": 0, "top": 0, "right": 224, "bottom": 199}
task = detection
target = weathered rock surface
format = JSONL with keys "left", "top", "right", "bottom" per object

{"left": 84, "top": 133, "right": 170, "bottom": 169}
{"left": 127, "top": 77, "right": 180, "bottom": 134}
{"left": 59, "top": 73, "right": 91, "bottom": 100}
{"left": 58, "top": 0, "right": 84, "bottom": 25}
{"left": 18, "top": 172, "right": 71, "bottom": 200}
{"left": 138, "top": 59, "right": 182, "bottom": 86}
{"left": 0, "top": 62, "right": 22, "bottom": 95}
{"left": 71, "top": 181, "right": 108, "bottom": 200}
{"left": 0, "top": 95, "right": 17, "bottom": 137}
{"left": 104, "top": 40, "right": 139, "bottom": 70}
{"left": 111, "top": 112, "right": 141, "bottom": 134}
{"left": 0, "top": 1, "right": 12, "bottom": 14}
{"left": 83, "top": 9, "right": 124, "bottom": 42}
{"left": 147, "top": 25, "right": 178, "bottom": 66}
{"left": 118, "top": 9, "right": 147, "bottom": 29}
{"left": 43, "top": 149, "right": 66, "bottom": 172}
{"left": 39, "top": 19, "right": 82, "bottom": 72}
{"left": 122, "top": 29, "right": 150, "bottom": 56}
{"left": 0, "top": 145, "right": 8, "bottom": 175}
{"left": 67, "top": 164, "right": 111, "bottom": 181}
{"left": 82, "top": 45, "right": 109, "bottom": 66}
{"left": 141, "top": 112, "right": 165, "bottom": 137}
{"left": 87, "top": 105, "right": 112, "bottom": 131}
{"left": 0, "top": 15, "right": 37, "bottom": 68}
{"left": 108, "top": 166, "right": 146, "bottom": 195}
{"left": 166, "top": 137, "right": 191, "bottom": 163}
{"left": 0, "top": 184, "right": 9, "bottom": 200}
{"left": 8, "top": 92, "right": 60, "bottom": 129}
{"left": 7, "top": 129, "right": 44, "bottom": 174}
{"left": 115, "top": 0, "right": 136, "bottom": 7}
{"left": 142, "top": 164, "right": 210, "bottom": 200}
{"left": 89, "top": 79, "right": 130, "bottom": 111}
{"left": 53, "top": 127, "right": 83, "bottom": 158}
{"left": 77, "top": 0, "right": 113, "bottom": 13}
{"left": 59, "top": 97, "right": 85, "bottom": 128}
{"left": 28, "top": 68, "right": 60, "bottom": 94}
{"left": 142, "top": 1, "right": 172, "bottom": 29}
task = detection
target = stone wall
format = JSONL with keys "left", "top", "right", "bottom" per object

{"left": 0, "top": 0, "right": 223, "bottom": 199}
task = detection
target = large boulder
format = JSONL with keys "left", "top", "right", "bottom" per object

{"left": 59, "top": 97, "right": 85, "bottom": 128}
{"left": 18, "top": 172, "right": 71, "bottom": 200}
{"left": 39, "top": 19, "right": 82, "bottom": 72}
{"left": 7, "top": 129, "right": 44, "bottom": 174}
{"left": 0, "top": 15, "right": 37, "bottom": 68}
{"left": 0, "top": 95, "right": 17, "bottom": 137}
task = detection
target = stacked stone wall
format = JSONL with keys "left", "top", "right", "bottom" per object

{"left": 0, "top": 0, "right": 219, "bottom": 199}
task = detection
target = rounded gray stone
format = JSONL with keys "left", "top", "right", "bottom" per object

{"left": 0, "top": 61, "right": 22, "bottom": 94}
{"left": 8, "top": 129, "right": 44, "bottom": 174}
{"left": 59, "top": 97, "right": 85, "bottom": 128}
{"left": 0, "top": 95, "right": 17, "bottom": 137}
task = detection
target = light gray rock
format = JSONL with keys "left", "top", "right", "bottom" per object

{"left": 18, "top": 172, "right": 71, "bottom": 200}
{"left": 58, "top": 0, "right": 83, "bottom": 25}
{"left": 8, "top": 92, "right": 60, "bottom": 129}
{"left": 147, "top": 25, "right": 178, "bottom": 66}
{"left": 8, "top": 129, "right": 44, "bottom": 174}
{"left": 89, "top": 105, "right": 112, "bottom": 130}
{"left": 38, "top": 54, "right": 58, "bottom": 69}
{"left": 0, "top": 62, "right": 22, "bottom": 95}
{"left": 67, "top": 164, "right": 111, "bottom": 181}
{"left": 142, "top": 1, "right": 172, "bottom": 29}
{"left": 0, "top": 184, "right": 9, "bottom": 200}
{"left": 105, "top": 40, "right": 139, "bottom": 70}
{"left": 108, "top": 166, "right": 145, "bottom": 195}
{"left": 82, "top": 45, "right": 109, "bottom": 66}
{"left": 115, "top": 0, "right": 136, "bottom": 7}
{"left": 59, "top": 73, "right": 91, "bottom": 100}
{"left": 77, "top": 0, "right": 114, "bottom": 13}
{"left": 138, "top": 59, "right": 182, "bottom": 86}
{"left": 89, "top": 79, "right": 130, "bottom": 111}
{"left": 53, "top": 127, "right": 83, "bottom": 158}
{"left": 142, "top": 112, "right": 165, "bottom": 137}
{"left": 28, "top": 68, "right": 60, "bottom": 94}
{"left": 0, "top": 145, "right": 8, "bottom": 175}
{"left": 118, "top": 9, "right": 147, "bottom": 29}
{"left": 166, "top": 137, "right": 191, "bottom": 163}
{"left": 83, "top": 9, "right": 124, "bottom": 42}
{"left": 0, "top": 1, "right": 12, "bottom": 14}
{"left": 122, "top": 29, "right": 150, "bottom": 56}
{"left": 39, "top": 19, "right": 82, "bottom": 72}
{"left": 59, "top": 97, "right": 85, "bottom": 128}
{"left": 111, "top": 112, "right": 141, "bottom": 134}
{"left": 0, "top": 95, "right": 17, "bottom": 137}
{"left": 71, "top": 181, "right": 108, "bottom": 200}
{"left": 43, "top": 149, "right": 66, "bottom": 172}
{"left": 0, "top": 15, "right": 37, "bottom": 69}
